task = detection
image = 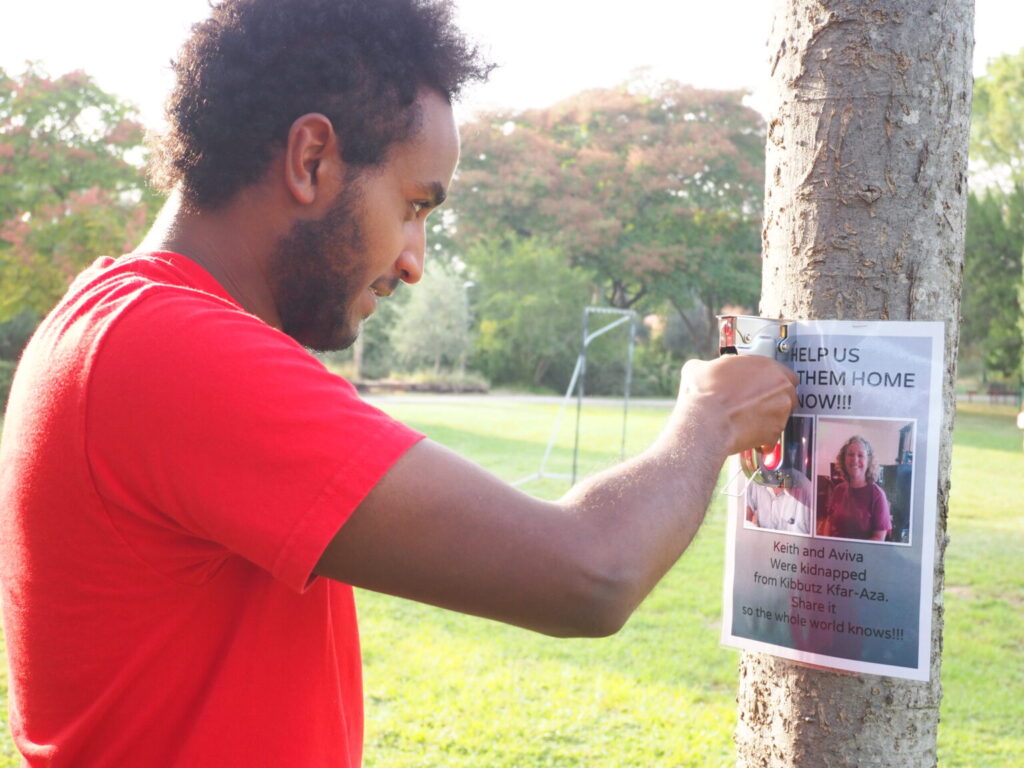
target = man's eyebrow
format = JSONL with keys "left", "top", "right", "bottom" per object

{"left": 417, "top": 181, "right": 447, "bottom": 207}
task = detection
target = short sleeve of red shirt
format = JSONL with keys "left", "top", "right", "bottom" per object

{"left": 86, "top": 255, "right": 423, "bottom": 591}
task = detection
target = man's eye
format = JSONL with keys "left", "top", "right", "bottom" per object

{"left": 410, "top": 201, "right": 429, "bottom": 215}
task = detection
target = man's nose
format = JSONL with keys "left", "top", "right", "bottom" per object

{"left": 396, "top": 223, "right": 426, "bottom": 284}
{"left": 395, "top": 249, "right": 424, "bottom": 284}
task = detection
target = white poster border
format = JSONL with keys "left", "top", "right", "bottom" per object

{"left": 720, "top": 320, "right": 944, "bottom": 681}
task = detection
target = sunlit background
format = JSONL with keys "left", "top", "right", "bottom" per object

{"left": 2, "top": 0, "right": 1020, "bottom": 126}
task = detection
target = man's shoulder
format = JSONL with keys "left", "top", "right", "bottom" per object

{"left": 37, "top": 252, "right": 236, "bottom": 339}
{"left": 746, "top": 481, "right": 775, "bottom": 509}
{"left": 789, "top": 470, "right": 814, "bottom": 497}
{"left": 29, "top": 253, "right": 255, "bottom": 377}
{"left": 88, "top": 259, "right": 311, "bottom": 390}
{"left": 76, "top": 251, "right": 239, "bottom": 313}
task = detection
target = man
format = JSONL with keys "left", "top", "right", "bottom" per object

{"left": 745, "top": 470, "right": 814, "bottom": 535}
{"left": 0, "top": 1, "right": 797, "bottom": 765}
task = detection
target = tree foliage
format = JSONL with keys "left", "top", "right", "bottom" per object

{"left": 1019, "top": 259, "right": 1024, "bottom": 380}
{"left": 972, "top": 48, "right": 1024, "bottom": 187}
{"left": 964, "top": 49, "right": 1024, "bottom": 381}
{"left": 464, "top": 234, "right": 591, "bottom": 389}
{"left": 0, "top": 65, "right": 160, "bottom": 322}
{"left": 388, "top": 260, "right": 471, "bottom": 374}
{"left": 961, "top": 186, "right": 1023, "bottom": 379}
{"left": 451, "top": 79, "right": 765, "bottom": 357}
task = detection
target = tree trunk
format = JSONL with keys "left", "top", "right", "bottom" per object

{"left": 736, "top": 2, "right": 973, "bottom": 766}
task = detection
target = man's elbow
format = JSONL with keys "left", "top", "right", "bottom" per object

{"left": 559, "top": 599, "right": 634, "bottom": 639}
{"left": 542, "top": 553, "right": 644, "bottom": 639}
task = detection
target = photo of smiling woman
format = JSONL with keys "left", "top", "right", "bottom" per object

{"left": 815, "top": 417, "right": 916, "bottom": 544}
{"left": 824, "top": 436, "right": 890, "bottom": 540}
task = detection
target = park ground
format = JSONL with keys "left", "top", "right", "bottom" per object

{"left": 0, "top": 398, "right": 1021, "bottom": 766}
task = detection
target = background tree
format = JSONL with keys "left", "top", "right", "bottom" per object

{"left": 960, "top": 185, "right": 1023, "bottom": 381}
{"left": 388, "top": 260, "right": 472, "bottom": 376}
{"left": 960, "top": 48, "right": 1024, "bottom": 384}
{"left": 971, "top": 47, "right": 1024, "bottom": 187}
{"left": 0, "top": 65, "right": 159, "bottom": 322}
{"left": 1020, "top": 258, "right": 1024, "bottom": 380}
{"left": 452, "top": 79, "right": 765, "bottom": 357}
{"left": 737, "top": 1, "right": 973, "bottom": 766}
{"left": 464, "top": 234, "right": 591, "bottom": 389}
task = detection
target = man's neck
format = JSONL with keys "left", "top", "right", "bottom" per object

{"left": 137, "top": 188, "right": 284, "bottom": 329}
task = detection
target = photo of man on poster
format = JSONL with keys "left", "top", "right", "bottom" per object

{"left": 744, "top": 470, "right": 814, "bottom": 535}
{"left": 743, "top": 414, "right": 815, "bottom": 536}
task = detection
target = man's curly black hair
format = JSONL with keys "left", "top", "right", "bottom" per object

{"left": 150, "top": 0, "right": 492, "bottom": 210}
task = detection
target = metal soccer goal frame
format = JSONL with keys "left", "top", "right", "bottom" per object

{"left": 513, "top": 306, "right": 639, "bottom": 488}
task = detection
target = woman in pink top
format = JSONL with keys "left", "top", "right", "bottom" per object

{"left": 824, "top": 436, "right": 891, "bottom": 541}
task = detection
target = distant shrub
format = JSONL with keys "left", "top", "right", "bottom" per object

{"left": 402, "top": 369, "right": 489, "bottom": 392}
{"left": 0, "top": 310, "right": 40, "bottom": 361}
{"left": 0, "top": 359, "right": 16, "bottom": 410}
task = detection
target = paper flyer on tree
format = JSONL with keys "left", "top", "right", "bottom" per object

{"left": 721, "top": 320, "right": 944, "bottom": 681}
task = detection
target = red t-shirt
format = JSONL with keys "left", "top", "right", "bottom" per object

{"left": 0, "top": 252, "right": 422, "bottom": 767}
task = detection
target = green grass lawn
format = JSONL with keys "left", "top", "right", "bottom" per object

{"left": 0, "top": 398, "right": 1020, "bottom": 765}
{"left": 936, "top": 402, "right": 1024, "bottom": 766}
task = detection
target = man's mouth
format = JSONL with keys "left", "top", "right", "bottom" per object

{"left": 369, "top": 279, "right": 398, "bottom": 298}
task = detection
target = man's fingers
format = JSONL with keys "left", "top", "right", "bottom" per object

{"left": 678, "top": 355, "right": 797, "bottom": 456}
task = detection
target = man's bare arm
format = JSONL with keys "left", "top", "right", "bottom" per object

{"left": 315, "top": 355, "right": 797, "bottom": 637}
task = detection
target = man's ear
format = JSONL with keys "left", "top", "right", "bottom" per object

{"left": 284, "top": 113, "right": 340, "bottom": 206}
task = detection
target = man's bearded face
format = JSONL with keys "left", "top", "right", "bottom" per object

{"left": 269, "top": 183, "right": 367, "bottom": 351}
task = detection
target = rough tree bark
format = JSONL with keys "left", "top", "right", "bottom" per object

{"left": 735, "top": 1, "right": 973, "bottom": 766}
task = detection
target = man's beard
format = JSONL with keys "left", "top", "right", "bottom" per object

{"left": 269, "top": 185, "right": 366, "bottom": 352}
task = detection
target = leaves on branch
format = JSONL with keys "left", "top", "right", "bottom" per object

{"left": 449, "top": 78, "right": 766, "bottom": 358}
{"left": 0, "top": 64, "right": 162, "bottom": 321}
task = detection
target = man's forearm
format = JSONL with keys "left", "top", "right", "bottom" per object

{"left": 316, "top": 355, "right": 796, "bottom": 639}
{"left": 555, "top": 399, "right": 730, "bottom": 634}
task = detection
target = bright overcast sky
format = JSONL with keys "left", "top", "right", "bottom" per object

{"left": 1, "top": 0, "right": 1021, "bottom": 128}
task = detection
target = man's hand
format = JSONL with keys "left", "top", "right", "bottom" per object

{"left": 675, "top": 355, "right": 798, "bottom": 456}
